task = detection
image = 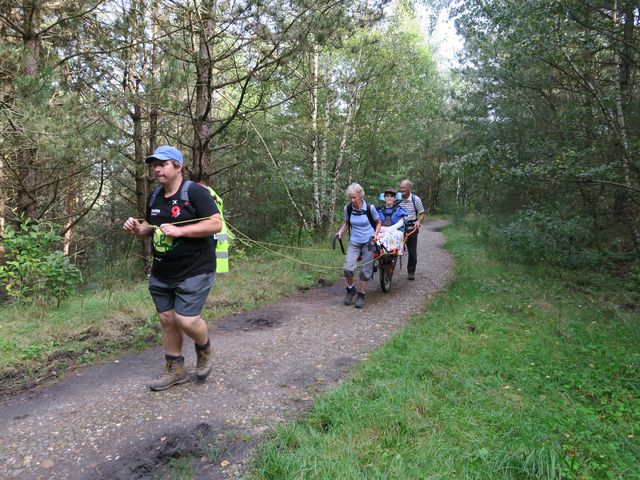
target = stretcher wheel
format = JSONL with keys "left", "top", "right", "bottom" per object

{"left": 379, "top": 255, "right": 396, "bottom": 292}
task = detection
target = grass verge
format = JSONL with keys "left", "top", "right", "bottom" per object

{"left": 246, "top": 223, "right": 640, "bottom": 480}
{"left": 0, "top": 241, "right": 342, "bottom": 397}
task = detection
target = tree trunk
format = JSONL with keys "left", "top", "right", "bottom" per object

{"left": 63, "top": 175, "right": 77, "bottom": 255}
{"left": 148, "top": 0, "right": 160, "bottom": 154}
{"left": 310, "top": 44, "right": 321, "bottom": 233}
{"left": 125, "top": 0, "right": 151, "bottom": 261}
{"left": 614, "top": 1, "right": 640, "bottom": 252}
{"left": 16, "top": 1, "right": 40, "bottom": 219}
{"left": 328, "top": 85, "right": 360, "bottom": 235}
{"left": 320, "top": 57, "right": 333, "bottom": 234}
{"left": 192, "top": 0, "right": 218, "bottom": 182}
{"left": 0, "top": 153, "right": 4, "bottom": 254}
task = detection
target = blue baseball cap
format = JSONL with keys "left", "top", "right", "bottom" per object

{"left": 145, "top": 145, "right": 184, "bottom": 164}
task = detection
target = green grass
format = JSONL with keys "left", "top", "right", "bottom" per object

{"left": 0, "top": 240, "right": 343, "bottom": 395}
{"left": 167, "top": 457, "right": 196, "bottom": 480}
{"left": 246, "top": 224, "right": 640, "bottom": 480}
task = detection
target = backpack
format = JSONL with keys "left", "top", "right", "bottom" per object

{"left": 408, "top": 193, "right": 418, "bottom": 215}
{"left": 148, "top": 180, "right": 234, "bottom": 273}
{"left": 379, "top": 204, "right": 399, "bottom": 227}
{"left": 346, "top": 200, "right": 377, "bottom": 230}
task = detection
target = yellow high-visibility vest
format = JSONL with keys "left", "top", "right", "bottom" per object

{"left": 204, "top": 186, "right": 234, "bottom": 273}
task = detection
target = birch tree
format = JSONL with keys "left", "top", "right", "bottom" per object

{"left": 451, "top": 0, "right": 640, "bottom": 256}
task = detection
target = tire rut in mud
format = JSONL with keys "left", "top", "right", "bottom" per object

{"left": 91, "top": 422, "right": 254, "bottom": 480}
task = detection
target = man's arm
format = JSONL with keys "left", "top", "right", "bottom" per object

{"left": 123, "top": 217, "right": 154, "bottom": 237}
{"left": 415, "top": 195, "right": 426, "bottom": 229}
{"left": 159, "top": 214, "right": 222, "bottom": 238}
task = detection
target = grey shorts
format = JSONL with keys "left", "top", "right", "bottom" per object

{"left": 343, "top": 241, "right": 375, "bottom": 281}
{"left": 149, "top": 271, "right": 215, "bottom": 317}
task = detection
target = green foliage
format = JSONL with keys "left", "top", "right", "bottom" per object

{"left": 43, "top": 251, "right": 84, "bottom": 307}
{"left": 499, "top": 208, "right": 604, "bottom": 268}
{"left": 248, "top": 223, "right": 640, "bottom": 480}
{"left": 167, "top": 457, "right": 195, "bottom": 480}
{"left": 626, "top": 266, "right": 640, "bottom": 292}
{"left": 446, "top": 1, "right": 640, "bottom": 256}
{"left": 2, "top": 0, "right": 451, "bottom": 283}
{"left": 461, "top": 210, "right": 614, "bottom": 270}
{"left": 0, "top": 219, "right": 82, "bottom": 305}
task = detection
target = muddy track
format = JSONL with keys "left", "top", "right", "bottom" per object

{"left": 0, "top": 220, "right": 453, "bottom": 480}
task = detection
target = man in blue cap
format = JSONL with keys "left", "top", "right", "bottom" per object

{"left": 123, "top": 145, "right": 221, "bottom": 391}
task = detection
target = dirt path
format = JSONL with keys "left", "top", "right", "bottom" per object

{"left": 0, "top": 220, "right": 452, "bottom": 480}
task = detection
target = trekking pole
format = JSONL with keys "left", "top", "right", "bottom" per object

{"left": 333, "top": 235, "right": 346, "bottom": 255}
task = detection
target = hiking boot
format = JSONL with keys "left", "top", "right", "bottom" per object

{"left": 149, "top": 357, "right": 189, "bottom": 391}
{"left": 408, "top": 272, "right": 415, "bottom": 281}
{"left": 343, "top": 285, "right": 356, "bottom": 305}
{"left": 196, "top": 343, "right": 214, "bottom": 381}
{"left": 355, "top": 292, "right": 366, "bottom": 309}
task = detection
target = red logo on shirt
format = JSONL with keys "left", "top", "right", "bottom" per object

{"left": 171, "top": 206, "right": 180, "bottom": 218}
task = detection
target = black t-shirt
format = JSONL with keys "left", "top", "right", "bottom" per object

{"left": 145, "top": 180, "right": 220, "bottom": 281}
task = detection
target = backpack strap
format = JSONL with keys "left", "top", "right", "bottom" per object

{"left": 180, "top": 180, "right": 192, "bottom": 201}
{"left": 346, "top": 201, "right": 376, "bottom": 230}
{"left": 147, "top": 180, "right": 194, "bottom": 212}
{"left": 365, "top": 202, "right": 376, "bottom": 230}
{"left": 148, "top": 186, "right": 162, "bottom": 210}
{"left": 179, "top": 180, "right": 195, "bottom": 214}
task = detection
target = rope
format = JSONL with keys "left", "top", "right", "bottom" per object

{"left": 228, "top": 222, "right": 379, "bottom": 270}
{"left": 227, "top": 223, "right": 334, "bottom": 252}
{"left": 230, "top": 224, "right": 347, "bottom": 271}
{"left": 138, "top": 216, "right": 208, "bottom": 229}
{"left": 139, "top": 216, "right": 346, "bottom": 270}
{"left": 137, "top": 217, "right": 394, "bottom": 270}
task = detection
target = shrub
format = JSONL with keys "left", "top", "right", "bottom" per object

{"left": 626, "top": 265, "right": 640, "bottom": 292}
{"left": 499, "top": 209, "right": 605, "bottom": 268}
{"left": 0, "top": 219, "right": 82, "bottom": 305}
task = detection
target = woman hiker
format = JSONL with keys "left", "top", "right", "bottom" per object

{"left": 335, "top": 183, "right": 381, "bottom": 309}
